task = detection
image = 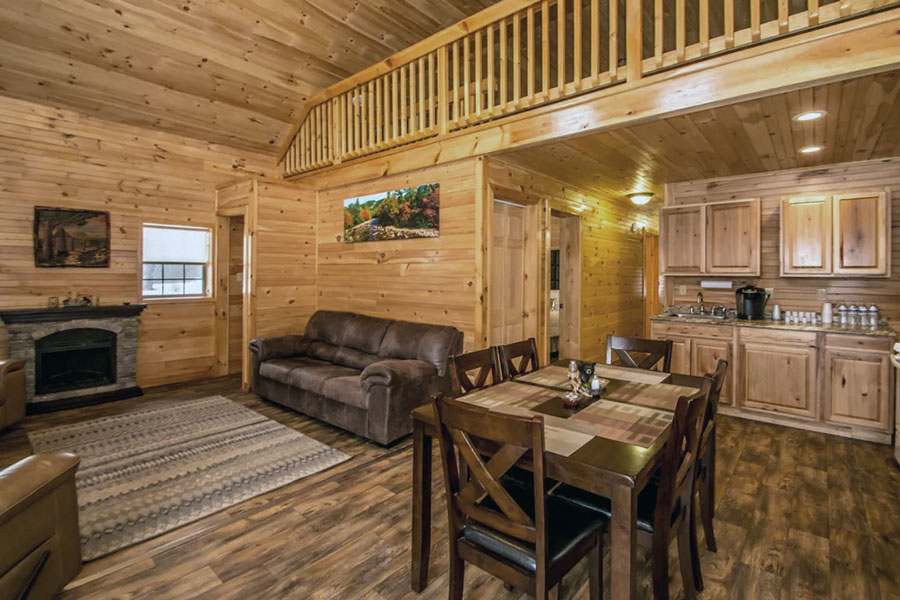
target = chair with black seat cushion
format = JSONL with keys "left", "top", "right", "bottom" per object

{"left": 606, "top": 334, "right": 673, "bottom": 372}
{"left": 552, "top": 379, "right": 711, "bottom": 600}
{"left": 450, "top": 348, "right": 502, "bottom": 396}
{"left": 498, "top": 338, "right": 539, "bottom": 380}
{"left": 432, "top": 394, "right": 606, "bottom": 600}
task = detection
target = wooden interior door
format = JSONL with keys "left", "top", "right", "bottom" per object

{"left": 832, "top": 192, "right": 889, "bottom": 276}
{"left": 660, "top": 204, "right": 704, "bottom": 274}
{"left": 781, "top": 196, "right": 832, "bottom": 276}
{"left": 490, "top": 201, "right": 526, "bottom": 345}
{"left": 705, "top": 198, "right": 760, "bottom": 275}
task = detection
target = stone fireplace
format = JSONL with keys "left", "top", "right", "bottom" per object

{"left": 0, "top": 305, "right": 145, "bottom": 412}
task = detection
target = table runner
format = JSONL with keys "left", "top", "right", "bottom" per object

{"left": 569, "top": 400, "right": 672, "bottom": 448}
{"left": 516, "top": 364, "right": 669, "bottom": 388}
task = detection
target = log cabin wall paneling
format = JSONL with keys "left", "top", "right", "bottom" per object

{"left": 0, "top": 95, "right": 275, "bottom": 387}
{"left": 664, "top": 157, "right": 900, "bottom": 328}
{"left": 316, "top": 159, "right": 479, "bottom": 349}
{"left": 487, "top": 160, "right": 659, "bottom": 363}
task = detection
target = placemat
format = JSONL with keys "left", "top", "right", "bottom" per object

{"left": 516, "top": 364, "right": 669, "bottom": 388}
{"left": 568, "top": 399, "right": 672, "bottom": 448}
{"left": 604, "top": 382, "right": 699, "bottom": 410}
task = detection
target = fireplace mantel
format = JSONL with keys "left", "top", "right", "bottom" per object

{"left": 0, "top": 304, "right": 146, "bottom": 324}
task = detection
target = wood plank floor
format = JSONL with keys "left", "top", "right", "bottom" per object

{"left": 1, "top": 376, "right": 898, "bottom": 599}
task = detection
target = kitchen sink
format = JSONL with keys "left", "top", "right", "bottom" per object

{"left": 670, "top": 312, "right": 730, "bottom": 320}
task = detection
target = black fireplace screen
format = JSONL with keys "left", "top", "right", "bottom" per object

{"left": 35, "top": 328, "right": 117, "bottom": 395}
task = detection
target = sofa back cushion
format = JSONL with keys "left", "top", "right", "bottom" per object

{"left": 305, "top": 311, "right": 351, "bottom": 346}
{"left": 379, "top": 321, "right": 462, "bottom": 376}
{"left": 304, "top": 311, "right": 393, "bottom": 370}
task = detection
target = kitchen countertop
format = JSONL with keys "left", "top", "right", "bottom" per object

{"left": 651, "top": 314, "right": 898, "bottom": 338}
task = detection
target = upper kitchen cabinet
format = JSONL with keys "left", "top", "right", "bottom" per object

{"left": 780, "top": 191, "right": 890, "bottom": 277}
{"left": 781, "top": 196, "right": 832, "bottom": 276}
{"left": 833, "top": 192, "right": 890, "bottom": 276}
{"left": 660, "top": 199, "right": 760, "bottom": 276}
{"left": 705, "top": 199, "right": 761, "bottom": 275}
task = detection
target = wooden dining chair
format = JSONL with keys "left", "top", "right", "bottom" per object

{"left": 689, "top": 359, "right": 729, "bottom": 591}
{"left": 498, "top": 338, "right": 539, "bottom": 380}
{"left": 606, "top": 334, "right": 674, "bottom": 372}
{"left": 449, "top": 348, "right": 502, "bottom": 395}
{"left": 552, "top": 379, "right": 712, "bottom": 600}
{"left": 432, "top": 394, "right": 606, "bottom": 600}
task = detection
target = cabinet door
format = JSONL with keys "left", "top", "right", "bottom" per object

{"left": 781, "top": 196, "right": 832, "bottom": 276}
{"left": 833, "top": 192, "right": 889, "bottom": 276}
{"left": 650, "top": 329, "right": 692, "bottom": 375}
{"left": 824, "top": 349, "right": 891, "bottom": 431}
{"left": 705, "top": 198, "right": 760, "bottom": 275}
{"left": 740, "top": 343, "right": 816, "bottom": 418}
{"left": 660, "top": 205, "right": 704, "bottom": 274}
{"left": 691, "top": 338, "right": 733, "bottom": 406}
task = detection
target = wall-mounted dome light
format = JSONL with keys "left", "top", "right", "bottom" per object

{"left": 628, "top": 192, "right": 654, "bottom": 205}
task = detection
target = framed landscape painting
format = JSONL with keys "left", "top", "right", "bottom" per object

{"left": 34, "top": 207, "right": 111, "bottom": 267}
{"left": 343, "top": 184, "right": 439, "bottom": 243}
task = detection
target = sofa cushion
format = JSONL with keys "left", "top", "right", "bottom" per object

{"left": 306, "top": 340, "right": 342, "bottom": 364}
{"left": 379, "top": 321, "right": 460, "bottom": 375}
{"left": 321, "top": 376, "right": 368, "bottom": 410}
{"left": 332, "top": 347, "right": 382, "bottom": 371}
{"left": 259, "top": 357, "right": 330, "bottom": 386}
{"left": 342, "top": 314, "right": 393, "bottom": 354}
{"left": 304, "top": 311, "right": 351, "bottom": 346}
{"left": 288, "top": 364, "right": 361, "bottom": 396}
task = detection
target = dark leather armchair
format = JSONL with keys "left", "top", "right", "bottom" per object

{"left": 0, "top": 359, "right": 25, "bottom": 432}
{"left": 0, "top": 453, "right": 82, "bottom": 599}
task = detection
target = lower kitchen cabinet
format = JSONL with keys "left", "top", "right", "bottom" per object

{"left": 824, "top": 348, "right": 892, "bottom": 431}
{"left": 740, "top": 342, "right": 817, "bottom": 419}
{"left": 690, "top": 337, "right": 733, "bottom": 405}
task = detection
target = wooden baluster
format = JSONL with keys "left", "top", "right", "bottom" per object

{"left": 557, "top": 0, "right": 565, "bottom": 94}
{"left": 300, "top": 123, "right": 306, "bottom": 170}
{"left": 610, "top": 0, "right": 619, "bottom": 80}
{"left": 368, "top": 80, "right": 375, "bottom": 148}
{"left": 725, "top": 0, "right": 735, "bottom": 49}
{"left": 316, "top": 104, "right": 322, "bottom": 164}
{"left": 778, "top": 0, "right": 789, "bottom": 33}
{"left": 500, "top": 18, "right": 508, "bottom": 108}
{"left": 418, "top": 57, "right": 426, "bottom": 133}
{"left": 807, "top": 0, "right": 819, "bottom": 26}
{"left": 438, "top": 46, "right": 449, "bottom": 133}
{"left": 355, "top": 86, "right": 362, "bottom": 153}
{"left": 452, "top": 40, "right": 460, "bottom": 125}
{"left": 527, "top": 7, "right": 535, "bottom": 101}
{"left": 627, "top": 0, "right": 642, "bottom": 80}
{"left": 475, "top": 30, "right": 483, "bottom": 117}
{"left": 463, "top": 35, "right": 471, "bottom": 121}
{"left": 391, "top": 70, "right": 399, "bottom": 140}
{"left": 384, "top": 74, "right": 392, "bottom": 142}
{"left": 428, "top": 52, "right": 436, "bottom": 130}
{"left": 400, "top": 66, "right": 408, "bottom": 138}
{"left": 487, "top": 24, "right": 496, "bottom": 113}
{"left": 676, "top": 0, "right": 685, "bottom": 62}
{"left": 514, "top": 12, "right": 522, "bottom": 104}
{"left": 313, "top": 108, "right": 319, "bottom": 166}
{"left": 322, "top": 103, "right": 328, "bottom": 163}
{"left": 701, "top": 0, "right": 710, "bottom": 53}
{"left": 409, "top": 62, "right": 417, "bottom": 136}
{"left": 339, "top": 94, "right": 346, "bottom": 157}
{"left": 375, "top": 77, "right": 382, "bottom": 146}
{"left": 654, "top": 0, "right": 663, "bottom": 68}
{"left": 296, "top": 124, "right": 301, "bottom": 171}
{"left": 574, "top": 0, "right": 582, "bottom": 90}
{"left": 542, "top": 1, "right": 550, "bottom": 94}
{"left": 590, "top": 0, "right": 599, "bottom": 84}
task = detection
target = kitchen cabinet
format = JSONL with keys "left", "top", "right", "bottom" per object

{"left": 780, "top": 195, "right": 832, "bottom": 275}
{"left": 780, "top": 190, "right": 889, "bottom": 277}
{"left": 740, "top": 342, "right": 817, "bottom": 419}
{"left": 660, "top": 199, "right": 760, "bottom": 276}
{"left": 705, "top": 199, "right": 761, "bottom": 275}
{"left": 650, "top": 322, "right": 732, "bottom": 404}
{"left": 823, "top": 335, "right": 893, "bottom": 432}
{"left": 690, "top": 338, "right": 733, "bottom": 406}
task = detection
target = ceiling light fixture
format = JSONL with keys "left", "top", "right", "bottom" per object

{"left": 799, "top": 145, "right": 823, "bottom": 154}
{"left": 628, "top": 192, "right": 654, "bottom": 205}
{"left": 792, "top": 110, "right": 827, "bottom": 122}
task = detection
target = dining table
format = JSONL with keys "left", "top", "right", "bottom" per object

{"left": 409, "top": 361, "right": 706, "bottom": 599}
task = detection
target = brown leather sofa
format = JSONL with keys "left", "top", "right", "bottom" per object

{"left": 250, "top": 311, "right": 463, "bottom": 445}
{"left": 0, "top": 359, "right": 26, "bottom": 432}
{"left": 0, "top": 453, "right": 82, "bottom": 600}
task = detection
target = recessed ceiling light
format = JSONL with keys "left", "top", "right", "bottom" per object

{"left": 628, "top": 192, "right": 653, "bottom": 205}
{"left": 800, "top": 145, "right": 823, "bottom": 154}
{"left": 792, "top": 110, "right": 827, "bottom": 122}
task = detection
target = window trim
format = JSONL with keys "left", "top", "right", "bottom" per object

{"left": 139, "top": 223, "right": 213, "bottom": 301}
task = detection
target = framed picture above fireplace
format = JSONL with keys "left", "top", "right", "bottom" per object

{"left": 34, "top": 207, "right": 111, "bottom": 268}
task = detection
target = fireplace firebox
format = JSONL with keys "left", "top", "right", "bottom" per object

{"left": 35, "top": 328, "right": 117, "bottom": 395}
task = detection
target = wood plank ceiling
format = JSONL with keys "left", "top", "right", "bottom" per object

{"left": 0, "top": 0, "right": 501, "bottom": 155}
{"left": 499, "top": 70, "right": 900, "bottom": 205}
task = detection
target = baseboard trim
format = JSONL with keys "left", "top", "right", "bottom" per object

{"left": 718, "top": 405, "right": 892, "bottom": 445}
{"left": 26, "top": 386, "right": 144, "bottom": 414}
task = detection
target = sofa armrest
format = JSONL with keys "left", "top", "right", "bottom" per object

{"left": 249, "top": 335, "right": 313, "bottom": 363}
{"left": 0, "top": 453, "right": 80, "bottom": 526}
{"left": 0, "top": 359, "right": 24, "bottom": 379}
{"left": 360, "top": 359, "right": 438, "bottom": 391}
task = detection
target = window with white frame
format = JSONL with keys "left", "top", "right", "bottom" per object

{"left": 141, "top": 224, "right": 211, "bottom": 298}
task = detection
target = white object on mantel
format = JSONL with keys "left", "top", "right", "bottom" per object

{"left": 700, "top": 280, "right": 733, "bottom": 289}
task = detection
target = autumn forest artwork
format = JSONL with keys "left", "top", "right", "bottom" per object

{"left": 34, "top": 207, "right": 110, "bottom": 267}
{"left": 343, "top": 184, "right": 439, "bottom": 243}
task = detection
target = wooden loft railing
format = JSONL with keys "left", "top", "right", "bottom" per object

{"left": 279, "top": 0, "right": 896, "bottom": 177}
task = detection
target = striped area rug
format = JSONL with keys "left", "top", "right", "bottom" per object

{"left": 28, "top": 395, "right": 350, "bottom": 560}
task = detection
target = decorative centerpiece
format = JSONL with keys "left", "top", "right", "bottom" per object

{"left": 564, "top": 361, "right": 608, "bottom": 407}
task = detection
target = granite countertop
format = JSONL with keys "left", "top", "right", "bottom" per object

{"left": 650, "top": 313, "right": 898, "bottom": 338}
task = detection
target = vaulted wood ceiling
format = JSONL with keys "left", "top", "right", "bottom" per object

{"left": 499, "top": 70, "right": 900, "bottom": 204}
{"left": 0, "top": 0, "right": 501, "bottom": 155}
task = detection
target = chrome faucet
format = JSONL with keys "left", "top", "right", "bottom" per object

{"left": 697, "top": 291, "right": 705, "bottom": 314}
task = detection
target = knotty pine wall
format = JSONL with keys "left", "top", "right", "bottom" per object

{"left": 488, "top": 160, "right": 659, "bottom": 363}
{"left": 316, "top": 160, "right": 479, "bottom": 350}
{"left": 0, "top": 96, "right": 276, "bottom": 387}
{"left": 664, "top": 157, "right": 900, "bottom": 328}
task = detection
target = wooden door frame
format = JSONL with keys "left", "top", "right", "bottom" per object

{"left": 555, "top": 211, "right": 581, "bottom": 361}
{"left": 643, "top": 230, "right": 660, "bottom": 337}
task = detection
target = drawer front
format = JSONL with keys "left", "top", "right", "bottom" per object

{"left": 650, "top": 321, "right": 733, "bottom": 340}
{"left": 824, "top": 334, "right": 892, "bottom": 353}
{"left": 738, "top": 327, "right": 817, "bottom": 347}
